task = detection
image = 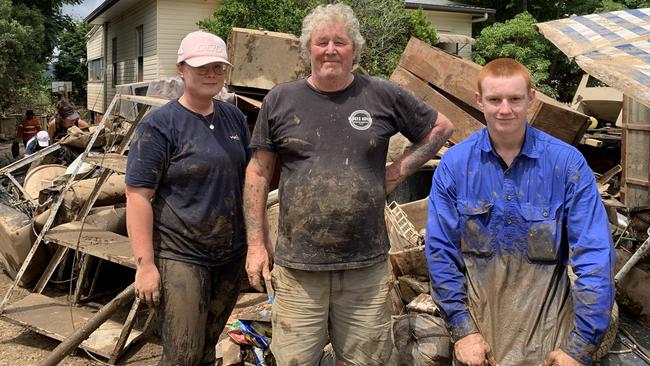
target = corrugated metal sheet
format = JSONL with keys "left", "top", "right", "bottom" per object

{"left": 537, "top": 8, "right": 650, "bottom": 108}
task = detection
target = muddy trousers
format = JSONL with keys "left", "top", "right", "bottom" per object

{"left": 155, "top": 256, "right": 244, "bottom": 366}
{"left": 270, "top": 261, "right": 393, "bottom": 366}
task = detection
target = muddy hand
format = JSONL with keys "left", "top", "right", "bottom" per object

{"left": 134, "top": 262, "right": 161, "bottom": 307}
{"left": 542, "top": 349, "right": 581, "bottom": 366}
{"left": 246, "top": 244, "right": 270, "bottom": 292}
{"left": 454, "top": 333, "right": 495, "bottom": 366}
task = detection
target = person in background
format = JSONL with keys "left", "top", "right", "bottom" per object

{"left": 25, "top": 130, "right": 50, "bottom": 155}
{"left": 426, "top": 58, "right": 615, "bottom": 366}
{"left": 16, "top": 110, "right": 41, "bottom": 147}
{"left": 47, "top": 99, "right": 89, "bottom": 142}
{"left": 125, "top": 30, "right": 250, "bottom": 366}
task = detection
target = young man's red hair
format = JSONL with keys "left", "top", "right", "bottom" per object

{"left": 477, "top": 58, "right": 532, "bottom": 93}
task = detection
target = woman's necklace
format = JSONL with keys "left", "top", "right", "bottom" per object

{"left": 206, "top": 112, "right": 215, "bottom": 130}
{"left": 202, "top": 106, "right": 216, "bottom": 130}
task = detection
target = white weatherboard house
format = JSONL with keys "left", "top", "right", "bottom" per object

{"left": 85, "top": 0, "right": 494, "bottom": 118}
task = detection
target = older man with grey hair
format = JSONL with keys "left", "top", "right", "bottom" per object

{"left": 244, "top": 3, "right": 454, "bottom": 364}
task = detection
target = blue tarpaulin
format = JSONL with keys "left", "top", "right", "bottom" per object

{"left": 537, "top": 8, "right": 650, "bottom": 108}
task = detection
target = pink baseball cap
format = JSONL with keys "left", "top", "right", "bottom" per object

{"left": 177, "top": 31, "right": 231, "bottom": 67}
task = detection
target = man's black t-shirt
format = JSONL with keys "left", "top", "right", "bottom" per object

{"left": 251, "top": 74, "right": 437, "bottom": 270}
{"left": 126, "top": 99, "right": 250, "bottom": 266}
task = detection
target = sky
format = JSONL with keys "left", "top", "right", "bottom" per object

{"left": 62, "top": 0, "right": 104, "bottom": 20}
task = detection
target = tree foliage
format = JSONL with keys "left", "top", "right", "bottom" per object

{"left": 0, "top": 0, "right": 80, "bottom": 112}
{"left": 0, "top": 0, "right": 47, "bottom": 111}
{"left": 472, "top": 12, "right": 557, "bottom": 97}
{"left": 198, "top": 0, "right": 320, "bottom": 41}
{"left": 199, "top": 0, "right": 437, "bottom": 78}
{"left": 458, "top": 0, "right": 650, "bottom": 102}
{"left": 53, "top": 20, "right": 90, "bottom": 107}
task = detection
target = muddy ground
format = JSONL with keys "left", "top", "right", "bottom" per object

{"left": 0, "top": 262, "right": 162, "bottom": 366}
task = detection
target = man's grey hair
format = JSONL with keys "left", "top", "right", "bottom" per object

{"left": 299, "top": 3, "right": 365, "bottom": 64}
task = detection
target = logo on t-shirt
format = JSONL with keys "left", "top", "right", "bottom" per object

{"left": 348, "top": 110, "right": 373, "bottom": 131}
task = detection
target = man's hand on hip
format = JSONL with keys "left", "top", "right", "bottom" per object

{"left": 246, "top": 244, "right": 270, "bottom": 293}
{"left": 454, "top": 333, "right": 497, "bottom": 366}
{"left": 542, "top": 349, "right": 582, "bottom": 366}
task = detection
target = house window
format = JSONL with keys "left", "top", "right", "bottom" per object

{"left": 112, "top": 37, "right": 118, "bottom": 87}
{"left": 136, "top": 25, "right": 144, "bottom": 82}
{"left": 88, "top": 59, "right": 103, "bottom": 81}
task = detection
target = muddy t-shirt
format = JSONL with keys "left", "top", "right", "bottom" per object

{"left": 126, "top": 99, "right": 250, "bottom": 266}
{"left": 251, "top": 74, "right": 437, "bottom": 270}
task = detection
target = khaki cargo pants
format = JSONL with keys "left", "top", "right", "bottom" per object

{"left": 270, "top": 261, "right": 392, "bottom": 366}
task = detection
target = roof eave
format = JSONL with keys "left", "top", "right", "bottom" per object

{"left": 405, "top": 2, "right": 496, "bottom": 15}
{"left": 84, "top": 0, "right": 120, "bottom": 23}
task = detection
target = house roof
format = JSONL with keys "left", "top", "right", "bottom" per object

{"left": 405, "top": 0, "right": 495, "bottom": 14}
{"left": 86, "top": 0, "right": 495, "bottom": 24}
{"left": 85, "top": 0, "right": 140, "bottom": 24}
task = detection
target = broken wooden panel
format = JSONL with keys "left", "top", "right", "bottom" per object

{"left": 529, "top": 92, "right": 590, "bottom": 145}
{"left": 3, "top": 293, "right": 143, "bottom": 359}
{"left": 398, "top": 37, "right": 589, "bottom": 145}
{"left": 83, "top": 153, "right": 127, "bottom": 174}
{"left": 621, "top": 95, "right": 650, "bottom": 208}
{"left": 227, "top": 28, "right": 308, "bottom": 90}
{"left": 390, "top": 65, "right": 484, "bottom": 144}
{"left": 45, "top": 222, "right": 134, "bottom": 268}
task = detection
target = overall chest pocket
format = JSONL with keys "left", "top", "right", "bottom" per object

{"left": 521, "top": 203, "right": 562, "bottom": 262}
{"left": 457, "top": 201, "right": 494, "bottom": 257}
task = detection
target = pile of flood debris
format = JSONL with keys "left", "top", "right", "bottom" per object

{"left": 0, "top": 30, "right": 648, "bottom": 365}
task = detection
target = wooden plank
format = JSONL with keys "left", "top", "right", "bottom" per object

{"left": 0, "top": 143, "right": 61, "bottom": 176}
{"left": 626, "top": 177, "right": 650, "bottom": 188}
{"left": 118, "top": 94, "right": 169, "bottom": 107}
{"left": 398, "top": 37, "right": 589, "bottom": 145}
{"left": 83, "top": 153, "right": 127, "bottom": 174}
{"left": 45, "top": 223, "right": 134, "bottom": 268}
{"left": 3, "top": 293, "right": 142, "bottom": 359}
{"left": 390, "top": 66, "right": 484, "bottom": 144}
{"left": 529, "top": 92, "right": 590, "bottom": 145}
{"left": 625, "top": 123, "right": 650, "bottom": 132}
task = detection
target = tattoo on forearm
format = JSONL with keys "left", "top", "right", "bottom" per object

{"left": 243, "top": 180, "right": 270, "bottom": 240}
{"left": 404, "top": 133, "right": 446, "bottom": 172}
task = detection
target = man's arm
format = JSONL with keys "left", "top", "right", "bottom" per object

{"left": 244, "top": 150, "right": 277, "bottom": 292}
{"left": 557, "top": 156, "right": 615, "bottom": 365}
{"left": 125, "top": 185, "right": 160, "bottom": 307}
{"left": 385, "top": 112, "right": 453, "bottom": 194}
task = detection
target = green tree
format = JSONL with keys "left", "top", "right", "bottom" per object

{"left": 341, "top": 0, "right": 437, "bottom": 77}
{"left": 198, "top": 0, "right": 320, "bottom": 41}
{"left": 15, "top": 0, "right": 82, "bottom": 62}
{"left": 199, "top": 0, "right": 437, "bottom": 78}
{"left": 53, "top": 20, "right": 90, "bottom": 106}
{"left": 0, "top": 0, "right": 81, "bottom": 112}
{"left": 473, "top": 12, "right": 558, "bottom": 97}
{"left": 0, "top": 0, "right": 47, "bottom": 111}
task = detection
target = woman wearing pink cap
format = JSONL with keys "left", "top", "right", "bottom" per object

{"left": 125, "top": 30, "right": 250, "bottom": 365}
